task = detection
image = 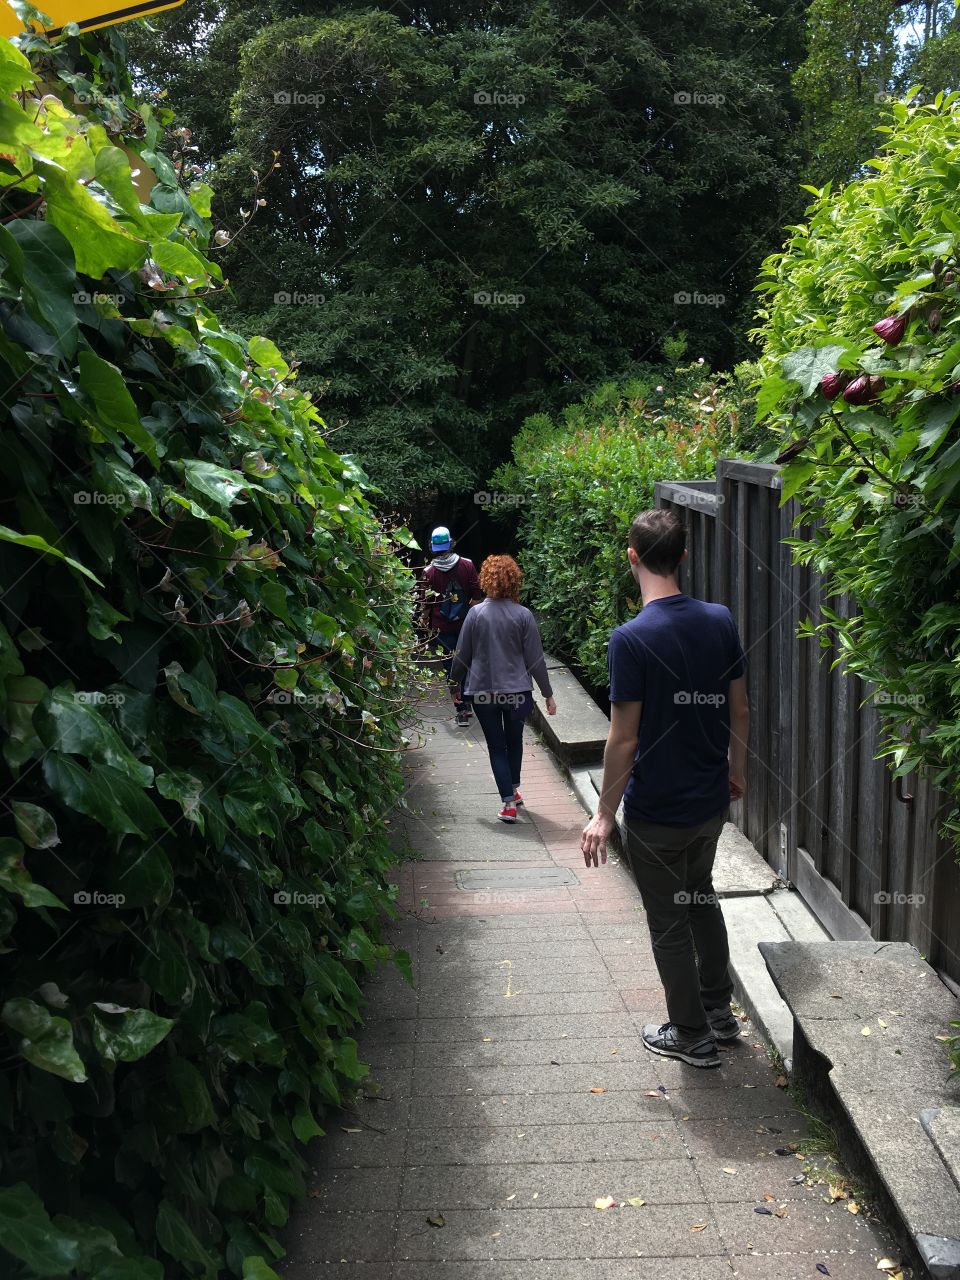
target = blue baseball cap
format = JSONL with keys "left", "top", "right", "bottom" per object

{"left": 430, "top": 526, "right": 453, "bottom": 552}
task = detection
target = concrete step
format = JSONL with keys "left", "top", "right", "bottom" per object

{"left": 761, "top": 940, "right": 960, "bottom": 1279}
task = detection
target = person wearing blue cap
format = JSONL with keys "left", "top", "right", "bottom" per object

{"left": 420, "top": 527, "right": 483, "bottom": 726}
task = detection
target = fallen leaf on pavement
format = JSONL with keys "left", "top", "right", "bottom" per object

{"left": 847, "top": 1201, "right": 860, "bottom": 1214}
{"left": 827, "top": 1184, "right": 847, "bottom": 1202}
{"left": 775, "top": 1075, "right": 788, "bottom": 1088}
{"left": 774, "top": 1205, "right": 789, "bottom": 1218}
{"left": 721, "top": 1167, "right": 737, "bottom": 1175}
{"left": 427, "top": 1214, "right": 445, "bottom": 1228}
{"left": 681, "top": 1114, "right": 690, "bottom": 1121}
{"left": 627, "top": 1197, "right": 646, "bottom": 1207}
{"left": 643, "top": 1090, "right": 661, "bottom": 1098}
{"left": 816, "top": 1265, "right": 830, "bottom": 1276}
{"left": 876, "top": 1261, "right": 901, "bottom": 1274}
{"left": 754, "top": 1206, "right": 773, "bottom": 1215}
{"left": 861, "top": 1026, "right": 871, "bottom": 1036}
{"left": 341, "top": 1127, "right": 362, "bottom": 1134}
{"left": 483, "top": 1037, "right": 492, "bottom": 1042}
{"left": 590, "top": 1087, "right": 606, "bottom": 1094}
{"left": 690, "top": 1223, "right": 708, "bottom": 1232}
{"left": 505, "top": 1194, "right": 516, "bottom": 1201}
{"left": 878, "top": 1018, "right": 888, "bottom": 1029}
{"left": 762, "top": 1193, "right": 776, "bottom": 1202}
{"left": 743, "top": 1083, "right": 757, "bottom": 1089}
{"left": 595, "top": 1196, "right": 616, "bottom": 1210}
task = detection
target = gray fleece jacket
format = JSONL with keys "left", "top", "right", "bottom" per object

{"left": 450, "top": 598, "right": 553, "bottom": 697}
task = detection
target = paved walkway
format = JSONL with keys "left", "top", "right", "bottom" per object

{"left": 282, "top": 696, "right": 895, "bottom": 1278}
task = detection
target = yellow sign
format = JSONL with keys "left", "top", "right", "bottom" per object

{"left": 2, "top": 0, "right": 185, "bottom": 40}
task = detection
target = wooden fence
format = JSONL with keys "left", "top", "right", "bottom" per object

{"left": 655, "top": 459, "right": 960, "bottom": 989}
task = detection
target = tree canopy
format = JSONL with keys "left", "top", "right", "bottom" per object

{"left": 129, "top": 0, "right": 809, "bottom": 508}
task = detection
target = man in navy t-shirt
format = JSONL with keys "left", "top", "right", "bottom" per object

{"left": 581, "top": 508, "right": 749, "bottom": 1069}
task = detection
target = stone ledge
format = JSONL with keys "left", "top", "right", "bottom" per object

{"left": 530, "top": 654, "right": 610, "bottom": 765}
{"left": 761, "top": 940, "right": 960, "bottom": 1279}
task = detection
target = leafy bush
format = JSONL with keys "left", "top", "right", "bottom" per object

{"left": 499, "top": 362, "right": 744, "bottom": 688}
{"left": 753, "top": 91, "right": 960, "bottom": 845}
{"left": 0, "top": 28, "right": 417, "bottom": 1279}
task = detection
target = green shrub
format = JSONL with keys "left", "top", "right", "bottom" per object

{"left": 499, "top": 363, "right": 743, "bottom": 688}
{"left": 753, "top": 90, "right": 960, "bottom": 845}
{"left": 0, "top": 28, "right": 417, "bottom": 1278}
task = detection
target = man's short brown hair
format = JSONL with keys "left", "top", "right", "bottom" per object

{"left": 628, "top": 508, "right": 686, "bottom": 576}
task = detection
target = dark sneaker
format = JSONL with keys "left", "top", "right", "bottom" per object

{"left": 706, "top": 1006, "right": 742, "bottom": 1043}
{"left": 455, "top": 710, "right": 472, "bottom": 727}
{"left": 641, "top": 1022, "right": 720, "bottom": 1068}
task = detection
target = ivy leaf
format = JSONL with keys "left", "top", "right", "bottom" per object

{"left": 42, "top": 755, "right": 165, "bottom": 837}
{"left": 89, "top": 1006, "right": 175, "bottom": 1063}
{"left": 0, "top": 837, "right": 66, "bottom": 909}
{"left": 0, "top": 1183, "right": 80, "bottom": 1275}
{"left": 36, "top": 158, "right": 146, "bottom": 278}
{"left": 0, "top": 525, "right": 102, "bottom": 585}
{"left": 11, "top": 801, "right": 60, "bottom": 849}
{"left": 77, "top": 350, "right": 159, "bottom": 468}
{"left": 781, "top": 345, "right": 848, "bottom": 398}
{"left": 155, "top": 1200, "right": 218, "bottom": 1270}
{"left": 183, "top": 460, "right": 249, "bottom": 509}
{"left": 37, "top": 688, "right": 153, "bottom": 787}
{"left": 2, "top": 998, "right": 86, "bottom": 1082}
{"left": 242, "top": 1258, "right": 283, "bottom": 1280}
{"left": 4, "top": 221, "right": 78, "bottom": 359}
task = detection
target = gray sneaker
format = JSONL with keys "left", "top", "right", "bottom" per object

{"left": 641, "top": 1022, "right": 720, "bottom": 1069}
{"left": 706, "top": 1006, "right": 742, "bottom": 1043}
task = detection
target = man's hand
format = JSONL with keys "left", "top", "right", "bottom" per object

{"left": 581, "top": 812, "right": 614, "bottom": 868}
{"left": 545, "top": 696, "right": 557, "bottom": 716}
{"left": 729, "top": 771, "right": 746, "bottom": 801}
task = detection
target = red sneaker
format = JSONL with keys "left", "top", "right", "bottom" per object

{"left": 513, "top": 789, "right": 524, "bottom": 807}
{"left": 497, "top": 804, "right": 518, "bottom": 824}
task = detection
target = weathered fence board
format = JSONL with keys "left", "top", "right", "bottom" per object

{"left": 656, "top": 460, "right": 960, "bottom": 987}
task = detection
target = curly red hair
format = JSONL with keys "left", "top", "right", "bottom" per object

{"left": 480, "top": 554, "right": 522, "bottom": 602}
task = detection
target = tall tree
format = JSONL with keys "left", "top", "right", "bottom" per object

{"left": 129, "top": 0, "right": 810, "bottom": 510}
{"left": 794, "top": 0, "right": 960, "bottom": 187}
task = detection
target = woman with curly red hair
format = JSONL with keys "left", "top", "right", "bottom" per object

{"left": 450, "top": 555, "right": 557, "bottom": 822}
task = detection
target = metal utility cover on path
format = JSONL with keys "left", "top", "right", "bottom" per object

{"left": 455, "top": 868, "right": 579, "bottom": 891}
{"left": 2, "top": 0, "right": 187, "bottom": 40}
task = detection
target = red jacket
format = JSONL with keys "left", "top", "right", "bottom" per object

{"left": 421, "top": 557, "right": 482, "bottom": 634}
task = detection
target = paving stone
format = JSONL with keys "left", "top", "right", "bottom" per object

{"left": 408, "top": 1090, "right": 663, "bottom": 1128}
{"left": 665, "top": 1084, "right": 800, "bottom": 1122}
{"left": 415, "top": 1035, "right": 650, "bottom": 1069}
{"left": 393, "top": 1263, "right": 738, "bottom": 1280}
{"left": 727, "top": 1252, "right": 899, "bottom": 1279}
{"left": 306, "top": 1165, "right": 404, "bottom": 1212}
{"left": 285, "top": 1209, "right": 397, "bottom": 1261}
{"left": 415, "top": 1013, "right": 640, "bottom": 1043}
{"left": 410, "top": 1062, "right": 660, "bottom": 1096}
{"left": 401, "top": 1158, "right": 703, "bottom": 1210}
{"left": 395, "top": 1205, "right": 725, "bottom": 1260}
{"left": 712, "top": 1197, "right": 887, "bottom": 1254}
{"left": 413, "top": 965, "right": 615, "bottom": 994}
{"left": 405, "top": 1121, "right": 685, "bottom": 1165}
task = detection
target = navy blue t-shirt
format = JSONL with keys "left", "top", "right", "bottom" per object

{"left": 608, "top": 594, "right": 747, "bottom": 827}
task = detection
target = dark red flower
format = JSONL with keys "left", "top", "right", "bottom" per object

{"left": 843, "top": 375, "right": 885, "bottom": 405}
{"left": 819, "top": 371, "right": 849, "bottom": 400}
{"left": 774, "top": 436, "right": 810, "bottom": 466}
{"left": 872, "top": 314, "right": 907, "bottom": 346}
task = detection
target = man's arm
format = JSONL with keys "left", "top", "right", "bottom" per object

{"left": 728, "top": 675, "right": 749, "bottom": 800}
{"left": 581, "top": 700, "right": 642, "bottom": 867}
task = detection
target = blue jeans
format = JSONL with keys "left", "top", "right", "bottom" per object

{"left": 472, "top": 696, "right": 525, "bottom": 801}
